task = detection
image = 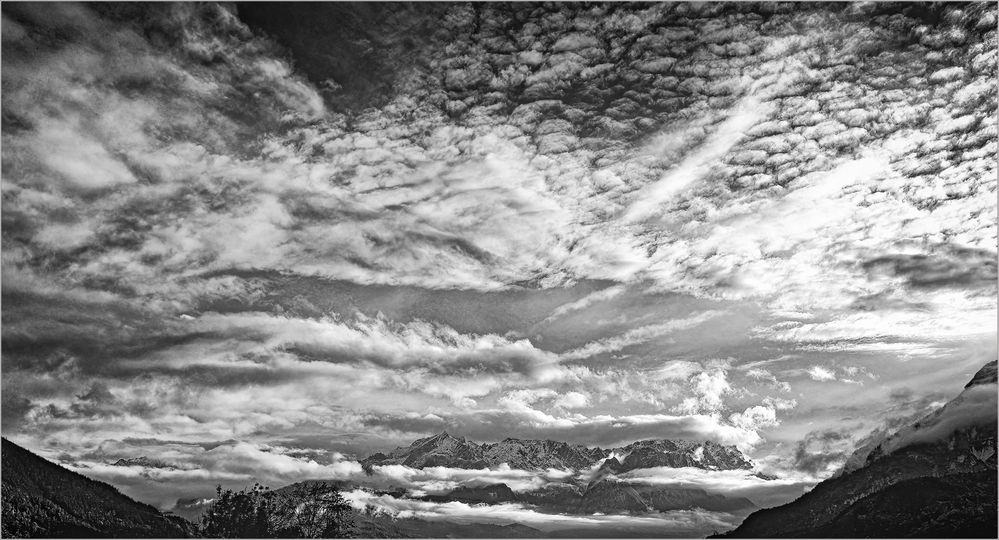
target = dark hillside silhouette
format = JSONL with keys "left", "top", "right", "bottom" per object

{"left": 1, "top": 438, "right": 192, "bottom": 538}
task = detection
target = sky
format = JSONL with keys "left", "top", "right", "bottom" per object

{"left": 1, "top": 0, "right": 997, "bottom": 520}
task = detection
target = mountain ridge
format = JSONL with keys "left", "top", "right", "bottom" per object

{"left": 419, "top": 480, "right": 757, "bottom": 514}
{"left": 361, "top": 432, "right": 755, "bottom": 473}
{"left": 716, "top": 360, "right": 998, "bottom": 538}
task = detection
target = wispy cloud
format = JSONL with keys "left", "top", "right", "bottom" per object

{"left": 2, "top": 2, "right": 995, "bottom": 514}
{"left": 623, "top": 97, "right": 773, "bottom": 223}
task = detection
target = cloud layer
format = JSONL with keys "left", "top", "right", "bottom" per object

{"left": 2, "top": 1, "right": 996, "bottom": 523}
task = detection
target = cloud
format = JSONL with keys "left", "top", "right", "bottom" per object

{"left": 560, "top": 311, "right": 724, "bottom": 361}
{"left": 2, "top": 2, "right": 996, "bottom": 512}
{"left": 553, "top": 391, "right": 590, "bottom": 410}
{"left": 541, "top": 285, "right": 627, "bottom": 323}
{"left": 28, "top": 120, "right": 138, "bottom": 190}
{"left": 672, "top": 368, "right": 732, "bottom": 415}
{"left": 367, "top": 463, "right": 575, "bottom": 495}
{"left": 623, "top": 96, "right": 773, "bottom": 223}
{"left": 806, "top": 366, "right": 837, "bottom": 382}
{"left": 791, "top": 429, "right": 857, "bottom": 476}
{"left": 729, "top": 406, "right": 778, "bottom": 431}
{"left": 450, "top": 410, "right": 764, "bottom": 452}
{"left": 861, "top": 246, "right": 998, "bottom": 290}
{"left": 188, "top": 311, "right": 560, "bottom": 377}
{"left": 755, "top": 295, "right": 997, "bottom": 346}
{"left": 3, "top": 1, "right": 994, "bottom": 307}
{"left": 615, "top": 466, "right": 816, "bottom": 507}
{"left": 875, "top": 381, "right": 998, "bottom": 456}
{"left": 744, "top": 368, "right": 792, "bottom": 392}
{"left": 342, "top": 489, "right": 741, "bottom": 536}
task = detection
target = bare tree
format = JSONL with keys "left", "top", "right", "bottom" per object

{"left": 200, "top": 483, "right": 274, "bottom": 538}
{"left": 271, "top": 482, "right": 353, "bottom": 538}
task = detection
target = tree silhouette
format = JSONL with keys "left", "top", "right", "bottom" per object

{"left": 197, "top": 481, "right": 354, "bottom": 538}
{"left": 200, "top": 483, "right": 274, "bottom": 538}
{"left": 271, "top": 482, "right": 354, "bottom": 538}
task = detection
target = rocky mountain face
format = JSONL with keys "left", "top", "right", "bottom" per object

{"left": 482, "top": 438, "right": 607, "bottom": 470}
{"left": 1, "top": 438, "right": 194, "bottom": 538}
{"left": 965, "top": 360, "right": 998, "bottom": 388}
{"left": 717, "top": 360, "right": 998, "bottom": 538}
{"left": 363, "top": 432, "right": 490, "bottom": 469}
{"left": 361, "top": 432, "right": 754, "bottom": 473}
{"left": 606, "top": 439, "right": 754, "bottom": 472}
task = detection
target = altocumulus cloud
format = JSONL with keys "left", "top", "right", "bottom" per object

{"left": 2, "top": 1, "right": 996, "bottom": 512}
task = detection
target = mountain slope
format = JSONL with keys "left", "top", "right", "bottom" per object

{"left": 1, "top": 438, "right": 192, "bottom": 538}
{"left": 717, "top": 360, "right": 998, "bottom": 538}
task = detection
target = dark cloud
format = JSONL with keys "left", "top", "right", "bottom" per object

{"left": 361, "top": 413, "right": 446, "bottom": 435}
{"left": 235, "top": 2, "right": 449, "bottom": 112}
{"left": 76, "top": 382, "right": 115, "bottom": 404}
{"left": 792, "top": 428, "right": 853, "bottom": 475}
{"left": 121, "top": 437, "right": 238, "bottom": 452}
{"left": 862, "top": 245, "right": 998, "bottom": 290}
{"left": 193, "top": 269, "right": 619, "bottom": 338}
{"left": 1, "top": 393, "right": 34, "bottom": 430}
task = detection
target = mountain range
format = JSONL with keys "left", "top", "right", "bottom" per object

{"left": 112, "top": 456, "right": 178, "bottom": 469}
{"left": 717, "top": 360, "right": 998, "bottom": 538}
{"left": 361, "top": 433, "right": 754, "bottom": 473}
{"left": 419, "top": 479, "right": 755, "bottom": 514}
{"left": 354, "top": 434, "right": 760, "bottom": 517}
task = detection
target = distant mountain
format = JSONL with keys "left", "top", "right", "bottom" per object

{"left": 717, "top": 360, "right": 998, "bottom": 538}
{"left": 421, "top": 480, "right": 756, "bottom": 514}
{"left": 111, "top": 456, "right": 176, "bottom": 469}
{"left": 482, "top": 438, "right": 606, "bottom": 470}
{"left": 361, "top": 432, "right": 754, "bottom": 474}
{"left": 603, "top": 439, "right": 754, "bottom": 472}
{"left": 1, "top": 438, "right": 193, "bottom": 538}
{"left": 363, "top": 431, "right": 491, "bottom": 469}
{"left": 359, "top": 433, "right": 757, "bottom": 516}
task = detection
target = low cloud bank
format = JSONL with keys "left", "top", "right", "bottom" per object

{"left": 343, "top": 489, "right": 743, "bottom": 536}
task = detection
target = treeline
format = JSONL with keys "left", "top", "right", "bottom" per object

{"left": 199, "top": 482, "right": 353, "bottom": 538}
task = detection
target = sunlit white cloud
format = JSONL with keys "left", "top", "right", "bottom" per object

{"left": 342, "top": 489, "right": 742, "bottom": 536}
{"left": 2, "top": 1, "right": 995, "bottom": 522}
{"left": 623, "top": 96, "right": 773, "bottom": 223}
